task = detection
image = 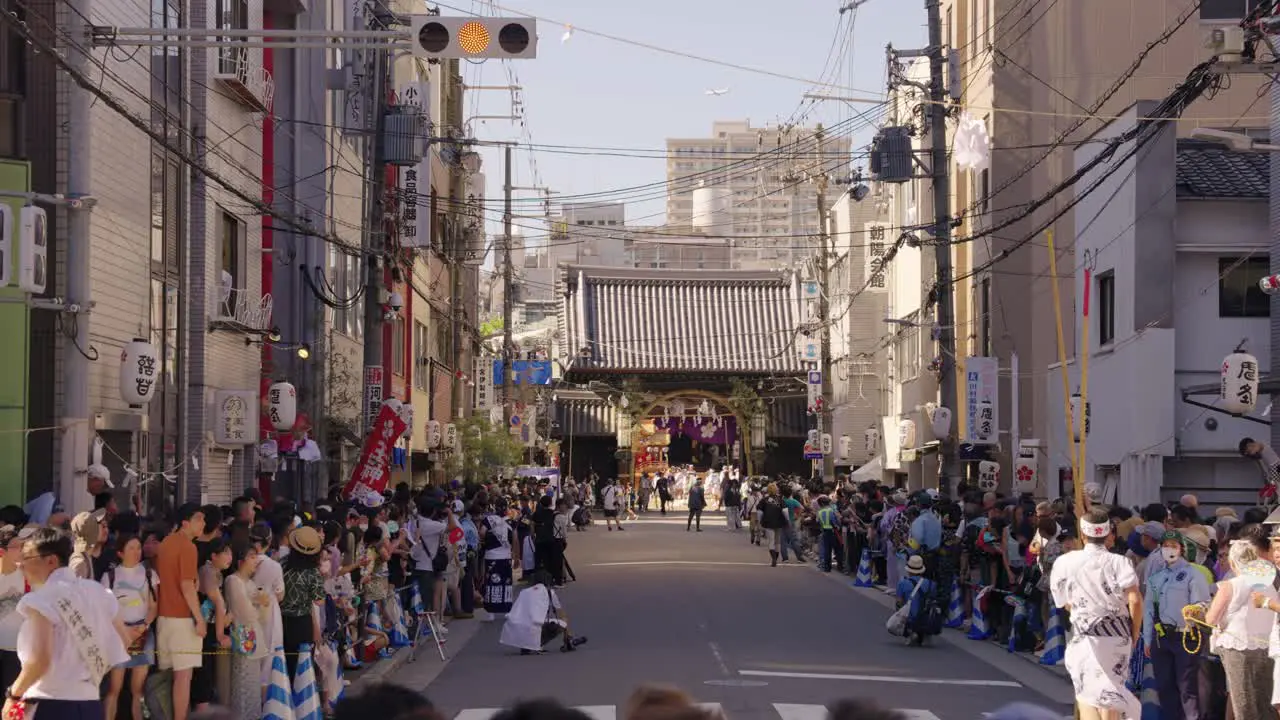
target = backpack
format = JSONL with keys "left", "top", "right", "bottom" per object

{"left": 761, "top": 499, "right": 786, "bottom": 530}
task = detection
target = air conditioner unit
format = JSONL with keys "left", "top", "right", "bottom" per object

{"left": 1203, "top": 21, "right": 1246, "bottom": 62}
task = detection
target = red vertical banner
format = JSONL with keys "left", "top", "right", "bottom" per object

{"left": 343, "top": 403, "right": 408, "bottom": 506}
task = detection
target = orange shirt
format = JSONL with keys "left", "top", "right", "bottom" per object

{"left": 155, "top": 531, "right": 197, "bottom": 618}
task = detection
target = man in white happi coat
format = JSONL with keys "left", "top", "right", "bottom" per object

{"left": 1049, "top": 509, "right": 1143, "bottom": 720}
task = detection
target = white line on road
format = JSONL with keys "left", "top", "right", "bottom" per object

{"left": 589, "top": 561, "right": 801, "bottom": 567}
{"left": 708, "top": 641, "right": 730, "bottom": 676}
{"left": 740, "top": 670, "right": 1022, "bottom": 688}
{"left": 774, "top": 704, "right": 940, "bottom": 720}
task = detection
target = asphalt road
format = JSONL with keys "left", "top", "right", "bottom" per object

{"left": 387, "top": 512, "right": 1074, "bottom": 720}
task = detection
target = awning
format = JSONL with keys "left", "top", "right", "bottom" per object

{"left": 1180, "top": 379, "right": 1275, "bottom": 426}
{"left": 850, "top": 456, "right": 883, "bottom": 481}
{"left": 560, "top": 265, "right": 804, "bottom": 375}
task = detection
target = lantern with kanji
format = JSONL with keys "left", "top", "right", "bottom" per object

{"left": 898, "top": 419, "right": 916, "bottom": 451}
{"left": 838, "top": 434, "right": 852, "bottom": 459}
{"left": 1221, "top": 349, "right": 1260, "bottom": 415}
{"left": 1069, "top": 394, "right": 1091, "bottom": 442}
{"left": 266, "top": 381, "right": 296, "bottom": 431}
{"left": 864, "top": 426, "right": 879, "bottom": 454}
{"left": 444, "top": 423, "right": 458, "bottom": 450}
{"left": 977, "top": 460, "right": 999, "bottom": 492}
{"left": 426, "top": 420, "right": 442, "bottom": 448}
{"left": 119, "top": 339, "right": 159, "bottom": 407}
{"left": 930, "top": 405, "right": 952, "bottom": 440}
{"left": 1013, "top": 446, "right": 1039, "bottom": 495}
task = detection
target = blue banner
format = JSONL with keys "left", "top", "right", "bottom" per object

{"left": 492, "top": 360, "right": 552, "bottom": 386}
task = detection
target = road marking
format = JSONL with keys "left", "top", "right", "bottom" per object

{"left": 741, "top": 669, "right": 1021, "bottom": 688}
{"left": 453, "top": 704, "right": 724, "bottom": 720}
{"left": 773, "top": 704, "right": 940, "bottom": 720}
{"left": 708, "top": 641, "right": 730, "bottom": 676}
{"left": 589, "top": 561, "right": 798, "bottom": 567}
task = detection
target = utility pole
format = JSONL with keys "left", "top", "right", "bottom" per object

{"left": 61, "top": 0, "right": 95, "bottom": 513}
{"left": 501, "top": 145, "right": 515, "bottom": 428}
{"left": 361, "top": 39, "right": 391, "bottom": 434}
{"left": 926, "top": 0, "right": 960, "bottom": 487}
{"left": 814, "top": 124, "right": 835, "bottom": 482}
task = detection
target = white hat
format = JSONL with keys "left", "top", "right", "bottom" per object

{"left": 906, "top": 555, "right": 926, "bottom": 575}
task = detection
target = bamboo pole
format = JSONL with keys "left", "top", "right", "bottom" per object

{"left": 1078, "top": 267, "right": 1094, "bottom": 514}
{"left": 1047, "top": 231, "right": 1083, "bottom": 517}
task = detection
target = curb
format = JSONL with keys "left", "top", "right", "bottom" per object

{"left": 349, "top": 613, "right": 487, "bottom": 691}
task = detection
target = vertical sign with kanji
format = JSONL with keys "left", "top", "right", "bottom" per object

{"left": 395, "top": 81, "right": 432, "bottom": 249}
{"left": 864, "top": 223, "right": 889, "bottom": 292}
{"left": 963, "top": 356, "right": 1000, "bottom": 445}
{"left": 364, "top": 366, "right": 384, "bottom": 431}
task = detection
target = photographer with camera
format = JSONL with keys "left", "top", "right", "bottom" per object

{"left": 409, "top": 499, "right": 454, "bottom": 621}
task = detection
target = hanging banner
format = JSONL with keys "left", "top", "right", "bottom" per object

{"left": 807, "top": 369, "right": 823, "bottom": 413}
{"left": 344, "top": 402, "right": 409, "bottom": 506}
{"left": 474, "top": 355, "right": 495, "bottom": 410}
{"left": 963, "top": 356, "right": 1000, "bottom": 445}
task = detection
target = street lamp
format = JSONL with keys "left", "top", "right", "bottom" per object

{"left": 1190, "top": 128, "right": 1280, "bottom": 152}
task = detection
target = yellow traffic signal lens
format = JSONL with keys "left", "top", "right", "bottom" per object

{"left": 458, "top": 21, "right": 491, "bottom": 54}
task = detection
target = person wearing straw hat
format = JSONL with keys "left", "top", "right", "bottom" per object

{"left": 1049, "top": 509, "right": 1142, "bottom": 720}
{"left": 894, "top": 555, "right": 937, "bottom": 646}
{"left": 280, "top": 526, "right": 325, "bottom": 679}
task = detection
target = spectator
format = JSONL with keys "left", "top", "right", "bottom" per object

{"left": 155, "top": 502, "right": 207, "bottom": 720}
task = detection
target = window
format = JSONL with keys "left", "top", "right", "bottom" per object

{"left": 980, "top": 277, "right": 991, "bottom": 357}
{"left": 391, "top": 315, "right": 406, "bottom": 376}
{"left": 413, "top": 321, "right": 429, "bottom": 390}
{"left": 326, "top": 246, "right": 364, "bottom": 339}
{"left": 431, "top": 309, "right": 452, "bottom": 363}
{"left": 1219, "top": 257, "right": 1270, "bottom": 318}
{"left": 1201, "top": 0, "right": 1262, "bottom": 20}
{"left": 218, "top": 209, "right": 244, "bottom": 314}
{"left": 215, "top": 0, "right": 250, "bottom": 76}
{"left": 1097, "top": 271, "right": 1116, "bottom": 345}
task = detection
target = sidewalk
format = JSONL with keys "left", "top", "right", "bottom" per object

{"left": 347, "top": 611, "right": 487, "bottom": 693}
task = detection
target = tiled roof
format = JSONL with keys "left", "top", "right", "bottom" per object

{"left": 559, "top": 266, "right": 804, "bottom": 375}
{"left": 554, "top": 394, "right": 808, "bottom": 438}
{"left": 1175, "top": 139, "right": 1270, "bottom": 199}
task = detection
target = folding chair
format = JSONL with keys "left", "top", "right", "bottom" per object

{"left": 409, "top": 610, "right": 447, "bottom": 662}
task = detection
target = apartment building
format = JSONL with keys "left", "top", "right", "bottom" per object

{"left": 665, "top": 121, "right": 851, "bottom": 269}
{"left": 930, "top": 0, "right": 1269, "bottom": 496}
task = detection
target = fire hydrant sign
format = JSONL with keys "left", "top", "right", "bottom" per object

{"left": 344, "top": 402, "right": 408, "bottom": 507}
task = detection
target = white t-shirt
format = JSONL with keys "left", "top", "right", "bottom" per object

{"left": 410, "top": 517, "right": 448, "bottom": 569}
{"left": 19, "top": 568, "right": 128, "bottom": 701}
{"left": 0, "top": 569, "right": 24, "bottom": 651}
{"left": 102, "top": 564, "right": 155, "bottom": 626}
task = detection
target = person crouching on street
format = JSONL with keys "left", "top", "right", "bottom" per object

{"left": 498, "top": 570, "right": 586, "bottom": 655}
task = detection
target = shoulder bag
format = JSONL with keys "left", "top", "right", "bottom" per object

{"left": 885, "top": 580, "right": 924, "bottom": 637}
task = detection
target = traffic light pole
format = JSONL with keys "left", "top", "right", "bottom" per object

{"left": 362, "top": 41, "right": 391, "bottom": 434}
{"left": 926, "top": 0, "right": 961, "bottom": 489}
{"left": 501, "top": 145, "right": 515, "bottom": 429}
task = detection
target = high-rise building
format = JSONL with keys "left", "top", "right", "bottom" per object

{"left": 665, "top": 121, "right": 851, "bottom": 269}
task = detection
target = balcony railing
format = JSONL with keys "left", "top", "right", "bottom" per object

{"left": 213, "top": 44, "right": 273, "bottom": 112}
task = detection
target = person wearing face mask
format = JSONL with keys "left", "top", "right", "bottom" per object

{"left": 1143, "top": 531, "right": 1212, "bottom": 720}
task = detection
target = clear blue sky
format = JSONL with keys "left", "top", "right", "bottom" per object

{"left": 453, "top": 0, "right": 926, "bottom": 245}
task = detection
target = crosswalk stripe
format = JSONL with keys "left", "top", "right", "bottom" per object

{"left": 452, "top": 703, "right": 938, "bottom": 720}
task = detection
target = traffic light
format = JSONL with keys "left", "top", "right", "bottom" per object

{"left": 409, "top": 16, "right": 537, "bottom": 59}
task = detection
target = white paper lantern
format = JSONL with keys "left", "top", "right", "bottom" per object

{"left": 930, "top": 406, "right": 952, "bottom": 440}
{"left": 398, "top": 403, "right": 415, "bottom": 437}
{"left": 1221, "top": 351, "right": 1260, "bottom": 415}
{"left": 426, "top": 420, "right": 442, "bottom": 448}
{"left": 119, "top": 339, "right": 160, "bottom": 407}
{"left": 975, "top": 399, "right": 995, "bottom": 442}
{"left": 1068, "top": 394, "right": 1091, "bottom": 442}
{"left": 898, "top": 419, "right": 916, "bottom": 450}
{"left": 864, "top": 426, "right": 879, "bottom": 454}
{"left": 977, "top": 460, "right": 1000, "bottom": 492}
{"left": 820, "top": 433, "right": 833, "bottom": 455}
{"left": 266, "top": 381, "right": 297, "bottom": 431}
{"left": 382, "top": 397, "right": 403, "bottom": 414}
{"left": 1013, "top": 448, "right": 1038, "bottom": 495}
{"left": 444, "top": 422, "right": 458, "bottom": 449}
{"left": 839, "top": 434, "right": 852, "bottom": 459}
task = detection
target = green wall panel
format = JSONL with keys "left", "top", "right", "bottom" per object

{"left": 0, "top": 160, "right": 30, "bottom": 505}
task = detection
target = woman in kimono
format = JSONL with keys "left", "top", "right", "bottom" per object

{"left": 499, "top": 570, "right": 587, "bottom": 655}
{"left": 479, "top": 498, "right": 518, "bottom": 616}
